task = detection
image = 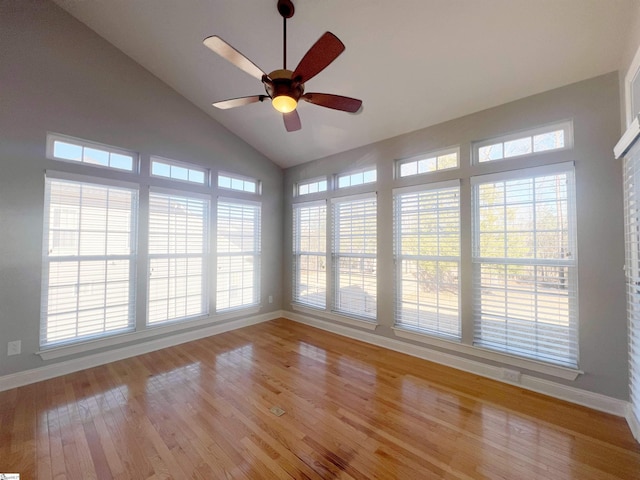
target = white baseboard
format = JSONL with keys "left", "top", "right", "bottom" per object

{"left": 627, "top": 404, "right": 640, "bottom": 442}
{"left": 0, "top": 310, "right": 284, "bottom": 393}
{"left": 283, "top": 311, "right": 629, "bottom": 418}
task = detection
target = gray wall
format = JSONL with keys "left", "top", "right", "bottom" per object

{"left": 0, "top": 1, "right": 283, "bottom": 376}
{"left": 283, "top": 72, "right": 629, "bottom": 400}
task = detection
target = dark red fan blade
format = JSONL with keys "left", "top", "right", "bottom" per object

{"left": 203, "top": 36, "right": 266, "bottom": 81}
{"left": 301, "top": 93, "right": 362, "bottom": 113}
{"left": 283, "top": 110, "right": 301, "bottom": 132}
{"left": 292, "top": 32, "right": 345, "bottom": 84}
{"left": 212, "top": 95, "right": 265, "bottom": 110}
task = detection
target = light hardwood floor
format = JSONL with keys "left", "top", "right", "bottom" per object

{"left": 1, "top": 318, "right": 639, "bottom": 479}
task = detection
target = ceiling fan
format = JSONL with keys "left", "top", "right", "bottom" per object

{"left": 203, "top": 0, "right": 363, "bottom": 132}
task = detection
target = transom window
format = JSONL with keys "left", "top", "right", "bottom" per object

{"left": 397, "top": 148, "right": 459, "bottom": 177}
{"left": 151, "top": 157, "right": 208, "bottom": 185}
{"left": 337, "top": 168, "right": 377, "bottom": 189}
{"left": 218, "top": 173, "right": 260, "bottom": 194}
{"left": 297, "top": 178, "right": 328, "bottom": 196}
{"left": 47, "top": 133, "right": 135, "bottom": 172}
{"left": 475, "top": 121, "right": 572, "bottom": 163}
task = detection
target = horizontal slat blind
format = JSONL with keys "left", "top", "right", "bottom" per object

{"left": 394, "top": 183, "right": 460, "bottom": 338}
{"left": 293, "top": 201, "right": 327, "bottom": 309}
{"left": 332, "top": 195, "right": 377, "bottom": 318}
{"left": 41, "top": 177, "right": 137, "bottom": 346}
{"left": 624, "top": 144, "right": 640, "bottom": 425}
{"left": 216, "top": 199, "right": 261, "bottom": 311}
{"left": 472, "top": 165, "right": 578, "bottom": 367}
{"left": 148, "top": 190, "right": 209, "bottom": 324}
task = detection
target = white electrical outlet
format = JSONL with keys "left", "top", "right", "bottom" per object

{"left": 268, "top": 295, "right": 273, "bottom": 304}
{"left": 8, "top": 340, "right": 21, "bottom": 356}
{"left": 501, "top": 368, "right": 521, "bottom": 383}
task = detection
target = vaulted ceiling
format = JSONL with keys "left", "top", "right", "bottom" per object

{"left": 54, "top": 0, "right": 635, "bottom": 168}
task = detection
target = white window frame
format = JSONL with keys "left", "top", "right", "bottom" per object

{"left": 218, "top": 172, "right": 261, "bottom": 195}
{"left": 150, "top": 156, "right": 209, "bottom": 186}
{"left": 292, "top": 200, "right": 327, "bottom": 309}
{"left": 331, "top": 192, "right": 377, "bottom": 320}
{"left": 216, "top": 197, "right": 262, "bottom": 312}
{"left": 40, "top": 171, "right": 139, "bottom": 347}
{"left": 295, "top": 177, "right": 328, "bottom": 197}
{"left": 396, "top": 147, "right": 460, "bottom": 178}
{"left": 147, "top": 187, "right": 210, "bottom": 326}
{"left": 471, "top": 162, "right": 579, "bottom": 368}
{"left": 393, "top": 180, "right": 461, "bottom": 339}
{"left": 46, "top": 132, "right": 137, "bottom": 172}
{"left": 473, "top": 121, "right": 573, "bottom": 164}
{"left": 336, "top": 168, "right": 377, "bottom": 189}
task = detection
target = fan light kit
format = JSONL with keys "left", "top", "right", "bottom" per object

{"left": 203, "top": 0, "right": 362, "bottom": 132}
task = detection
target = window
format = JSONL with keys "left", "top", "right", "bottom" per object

{"left": 151, "top": 157, "right": 208, "bottom": 185}
{"left": 47, "top": 134, "right": 135, "bottom": 172}
{"left": 475, "top": 121, "right": 572, "bottom": 163}
{"left": 394, "top": 181, "right": 460, "bottom": 338}
{"left": 623, "top": 142, "right": 640, "bottom": 431}
{"left": 216, "top": 199, "right": 261, "bottom": 311}
{"left": 397, "top": 148, "right": 459, "bottom": 177}
{"left": 41, "top": 175, "right": 138, "bottom": 346}
{"left": 293, "top": 201, "right": 327, "bottom": 309}
{"left": 332, "top": 194, "right": 377, "bottom": 318}
{"left": 148, "top": 190, "right": 209, "bottom": 324}
{"left": 218, "top": 173, "right": 259, "bottom": 194}
{"left": 472, "top": 163, "right": 578, "bottom": 367}
{"left": 337, "top": 168, "right": 377, "bottom": 189}
{"left": 297, "top": 178, "right": 328, "bottom": 196}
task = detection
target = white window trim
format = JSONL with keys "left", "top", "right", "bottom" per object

{"left": 395, "top": 146, "right": 460, "bottom": 178}
{"left": 393, "top": 179, "right": 461, "bottom": 339}
{"left": 291, "top": 303, "right": 378, "bottom": 331}
{"left": 150, "top": 155, "right": 210, "bottom": 186}
{"left": 392, "top": 326, "right": 581, "bottom": 380}
{"left": 146, "top": 188, "right": 211, "bottom": 326}
{"left": 336, "top": 167, "right": 377, "bottom": 190}
{"left": 46, "top": 132, "right": 138, "bottom": 172}
{"left": 41, "top": 173, "right": 139, "bottom": 348}
{"left": 37, "top": 306, "right": 260, "bottom": 360}
{"left": 331, "top": 192, "right": 378, "bottom": 320}
{"left": 292, "top": 200, "right": 328, "bottom": 310}
{"left": 295, "top": 176, "right": 329, "bottom": 197}
{"left": 625, "top": 43, "right": 640, "bottom": 127}
{"left": 217, "top": 171, "right": 262, "bottom": 195}
{"left": 215, "top": 197, "right": 262, "bottom": 312}
{"left": 471, "top": 161, "right": 579, "bottom": 369}
{"left": 473, "top": 120, "right": 573, "bottom": 164}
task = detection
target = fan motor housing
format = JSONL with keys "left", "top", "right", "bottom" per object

{"left": 265, "top": 69, "right": 304, "bottom": 101}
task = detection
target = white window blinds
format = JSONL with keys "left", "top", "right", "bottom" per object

{"left": 216, "top": 199, "right": 261, "bottom": 311}
{"left": 148, "top": 190, "right": 209, "bottom": 324}
{"left": 472, "top": 163, "right": 578, "bottom": 367}
{"left": 41, "top": 176, "right": 137, "bottom": 346}
{"left": 394, "top": 181, "right": 460, "bottom": 338}
{"left": 293, "top": 201, "right": 327, "bottom": 309}
{"left": 623, "top": 142, "right": 640, "bottom": 428}
{"left": 332, "top": 194, "right": 377, "bottom": 319}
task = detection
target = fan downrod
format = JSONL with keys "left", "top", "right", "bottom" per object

{"left": 277, "top": 0, "right": 294, "bottom": 19}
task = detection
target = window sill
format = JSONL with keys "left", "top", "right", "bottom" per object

{"left": 37, "top": 306, "right": 261, "bottom": 361}
{"left": 392, "top": 326, "right": 582, "bottom": 381}
{"left": 291, "top": 304, "right": 378, "bottom": 331}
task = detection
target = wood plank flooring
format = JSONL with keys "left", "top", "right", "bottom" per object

{"left": 1, "top": 318, "right": 639, "bottom": 479}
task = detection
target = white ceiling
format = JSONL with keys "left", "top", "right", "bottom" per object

{"left": 54, "top": 0, "right": 634, "bottom": 168}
